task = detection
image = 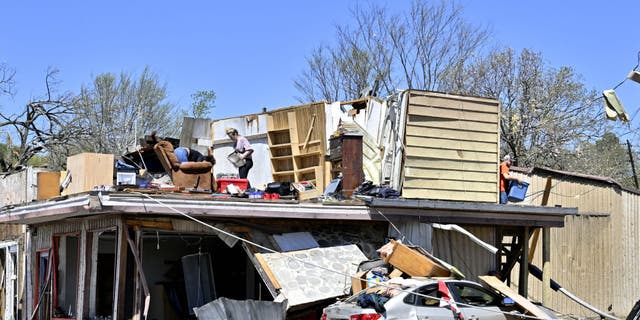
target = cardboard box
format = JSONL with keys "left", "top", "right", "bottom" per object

{"left": 351, "top": 270, "right": 368, "bottom": 294}
{"left": 382, "top": 240, "right": 450, "bottom": 277}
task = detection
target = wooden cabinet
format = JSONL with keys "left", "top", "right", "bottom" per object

{"left": 329, "top": 134, "right": 363, "bottom": 196}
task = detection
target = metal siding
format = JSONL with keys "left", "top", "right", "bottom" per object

{"left": 432, "top": 226, "right": 496, "bottom": 282}
{"left": 508, "top": 170, "right": 638, "bottom": 317}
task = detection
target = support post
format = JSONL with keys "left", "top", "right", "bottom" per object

{"left": 627, "top": 140, "right": 639, "bottom": 189}
{"left": 542, "top": 227, "right": 552, "bottom": 305}
{"left": 518, "top": 226, "right": 529, "bottom": 297}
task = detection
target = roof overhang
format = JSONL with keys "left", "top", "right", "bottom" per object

{"left": 367, "top": 198, "right": 575, "bottom": 227}
{"left": 0, "top": 192, "right": 576, "bottom": 227}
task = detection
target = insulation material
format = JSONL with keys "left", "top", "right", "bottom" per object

{"left": 255, "top": 244, "right": 367, "bottom": 307}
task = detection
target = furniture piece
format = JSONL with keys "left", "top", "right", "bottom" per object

{"left": 154, "top": 141, "right": 213, "bottom": 190}
{"left": 329, "top": 133, "right": 363, "bottom": 196}
{"left": 266, "top": 103, "right": 326, "bottom": 198}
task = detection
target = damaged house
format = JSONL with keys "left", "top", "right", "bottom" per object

{"left": 4, "top": 89, "right": 623, "bottom": 320}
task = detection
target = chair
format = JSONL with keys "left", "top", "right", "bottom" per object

{"left": 153, "top": 141, "right": 213, "bottom": 190}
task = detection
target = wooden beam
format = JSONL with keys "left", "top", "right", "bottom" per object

{"left": 255, "top": 253, "right": 282, "bottom": 290}
{"left": 528, "top": 177, "right": 553, "bottom": 261}
{"left": 125, "top": 219, "right": 173, "bottom": 230}
{"left": 519, "top": 226, "right": 529, "bottom": 297}
{"left": 125, "top": 226, "right": 150, "bottom": 319}
{"left": 115, "top": 221, "right": 128, "bottom": 320}
{"left": 479, "top": 276, "right": 550, "bottom": 319}
{"left": 542, "top": 227, "right": 552, "bottom": 305}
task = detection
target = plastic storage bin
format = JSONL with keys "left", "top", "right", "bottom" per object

{"left": 508, "top": 181, "right": 529, "bottom": 202}
{"left": 217, "top": 178, "right": 249, "bottom": 193}
{"left": 117, "top": 172, "right": 137, "bottom": 185}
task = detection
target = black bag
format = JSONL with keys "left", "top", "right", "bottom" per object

{"left": 266, "top": 182, "right": 292, "bottom": 196}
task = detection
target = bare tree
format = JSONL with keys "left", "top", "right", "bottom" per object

{"left": 294, "top": 1, "right": 489, "bottom": 102}
{"left": 442, "top": 48, "right": 605, "bottom": 168}
{"left": 75, "top": 66, "right": 178, "bottom": 155}
{"left": 0, "top": 62, "right": 16, "bottom": 96}
{"left": 0, "top": 68, "right": 86, "bottom": 173}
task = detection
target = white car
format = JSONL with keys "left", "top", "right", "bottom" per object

{"left": 321, "top": 278, "right": 537, "bottom": 320}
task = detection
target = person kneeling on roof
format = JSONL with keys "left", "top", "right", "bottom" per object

{"left": 174, "top": 147, "right": 215, "bottom": 165}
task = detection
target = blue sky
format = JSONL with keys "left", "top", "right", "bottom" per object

{"left": 1, "top": 1, "right": 639, "bottom": 130}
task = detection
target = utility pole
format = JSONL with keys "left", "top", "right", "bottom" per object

{"left": 626, "top": 140, "right": 639, "bottom": 189}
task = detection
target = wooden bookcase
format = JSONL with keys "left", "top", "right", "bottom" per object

{"left": 266, "top": 104, "right": 326, "bottom": 196}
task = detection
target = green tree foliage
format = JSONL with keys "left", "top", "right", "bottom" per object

{"left": 187, "top": 90, "right": 216, "bottom": 119}
{"left": 75, "top": 67, "right": 178, "bottom": 155}
{"left": 294, "top": 1, "right": 488, "bottom": 102}
{"left": 441, "top": 48, "right": 605, "bottom": 169}
{"left": 566, "top": 132, "right": 639, "bottom": 188}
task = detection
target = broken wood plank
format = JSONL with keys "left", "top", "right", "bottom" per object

{"left": 255, "top": 253, "right": 282, "bottom": 290}
{"left": 126, "top": 226, "right": 150, "bottom": 319}
{"left": 478, "top": 275, "right": 549, "bottom": 319}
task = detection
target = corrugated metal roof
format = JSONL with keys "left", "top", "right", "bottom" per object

{"left": 512, "top": 166, "right": 640, "bottom": 195}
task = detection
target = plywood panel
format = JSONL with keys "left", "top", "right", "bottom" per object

{"left": 406, "top": 136, "right": 497, "bottom": 153}
{"left": 64, "top": 153, "right": 114, "bottom": 195}
{"left": 405, "top": 147, "right": 496, "bottom": 163}
{"left": 408, "top": 105, "right": 498, "bottom": 123}
{"left": 37, "top": 171, "right": 61, "bottom": 200}
{"left": 406, "top": 125, "right": 498, "bottom": 143}
{"left": 407, "top": 115, "right": 498, "bottom": 133}
{"left": 405, "top": 167, "right": 497, "bottom": 182}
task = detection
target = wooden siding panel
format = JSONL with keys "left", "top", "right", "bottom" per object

{"left": 402, "top": 188, "right": 496, "bottom": 202}
{"left": 406, "top": 136, "right": 497, "bottom": 152}
{"left": 406, "top": 125, "right": 497, "bottom": 143}
{"left": 407, "top": 115, "right": 498, "bottom": 133}
{"left": 403, "top": 178, "right": 496, "bottom": 192}
{"left": 403, "top": 91, "right": 500, "bottom": 203}
{"left": 409, "top": 94, "right": 500, "bottom": 113}
{"left": 405, "top": 147, "right": 496, "bottom": 162}
{"left": 404, "top": 167, "right": 497, "bottom": 182}
{"left": 408, "top": 105, "right": 498, "bottom": 123}
{"left": 405, "top": 158, "right": 497, "bottom": 172}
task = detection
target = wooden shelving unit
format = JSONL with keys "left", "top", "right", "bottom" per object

{"left": 266, "top": 103, "right": 327, "bottom": 197}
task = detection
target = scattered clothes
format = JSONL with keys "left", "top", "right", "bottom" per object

{"left": 354, "top": 181, "right": 400, "bottom": 199}
{"left": 357, "top": 293, "right": 389, "bottom": 314}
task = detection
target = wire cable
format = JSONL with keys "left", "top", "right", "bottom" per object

{"left": 130, "top": 191, "right": 554, "bottom": 320}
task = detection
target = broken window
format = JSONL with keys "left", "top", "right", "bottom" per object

{"left": 88, "top": 230, "right": 117, "bottom": 319}
{"left": 0, "top": 243, "right": 19, "bottom": 320}
{"left": 52, "top": 234, "right": 79, "bottom": 319}
{"left": 34, "top": 249, "right": 51, "bottom": 320}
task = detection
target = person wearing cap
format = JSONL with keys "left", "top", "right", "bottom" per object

{"left": 226, "top": 128, "right": 254, "bottom": 180}
{"left": 500, "top": 155, "right": 524, "bottom": 204}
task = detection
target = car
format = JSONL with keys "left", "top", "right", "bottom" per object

{"left": 321, "top": 278, "right": 545, "bottom": 320}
